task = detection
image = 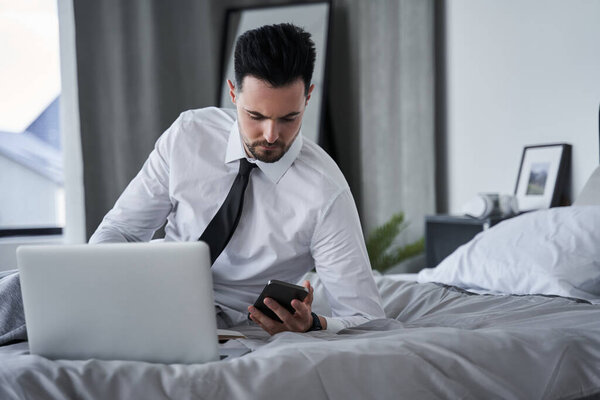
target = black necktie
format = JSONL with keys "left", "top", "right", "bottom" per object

{"left": 199, "top": 158, "right": 257, "bottom": 264}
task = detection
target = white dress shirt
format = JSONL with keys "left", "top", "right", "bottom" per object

{"left": 89, "top": 107, "right": 385, "bottom": 332}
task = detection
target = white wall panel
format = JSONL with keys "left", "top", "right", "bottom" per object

{"left": 445, "top": 0, "right": 600, "bottom": 213}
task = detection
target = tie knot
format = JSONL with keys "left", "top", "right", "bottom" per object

{"left": 239, "top": 158, "right": 257, "bottom": 177}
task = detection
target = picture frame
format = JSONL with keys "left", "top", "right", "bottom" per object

{"left": 514, "top": 143, "right": 571, "bottom": 211}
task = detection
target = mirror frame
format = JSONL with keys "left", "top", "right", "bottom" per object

{"left": 218, "top": 1, "right": 332, "bottom": 145}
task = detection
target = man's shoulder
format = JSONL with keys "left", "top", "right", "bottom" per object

{"left": 178, "top": 107, "right": 236, "bottom": 131}
{"left": 158, "top": 107, "right": 235, "bottom": 153}
{"left": 296, "top": 137, "right": 349, "bottom": 193}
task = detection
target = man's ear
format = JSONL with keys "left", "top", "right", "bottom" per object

{"left": 227, "top": 79, "right": 236, "bottom": 104}
{"left": 305, "top": 84, "right": 315, "bottom": 105}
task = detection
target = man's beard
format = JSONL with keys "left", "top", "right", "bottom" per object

{"left": 242, "top": 130, "right": 299, "bottom": 163}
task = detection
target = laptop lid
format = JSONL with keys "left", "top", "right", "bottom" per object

{"left": 17, "top": 242, "right": 219, "bottom": 364}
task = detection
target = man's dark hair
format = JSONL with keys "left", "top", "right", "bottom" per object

{"left": 234, "top": 23, "right": 316, "bottom": 95}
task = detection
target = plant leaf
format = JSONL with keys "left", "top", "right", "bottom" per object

{"left": 366, "top": 211, "right": 426, "bottom": 272}
{"left": 370, "top": 238, "right": 424, "bottom": 272}
{"left": 366, "top": 212, "right": 406, "bottom": 264}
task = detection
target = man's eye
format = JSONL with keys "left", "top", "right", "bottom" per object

{"left": 281, "top": 118, "right": 296, "bottom": 123}
{"left": 250, "top": 116, "right": 264, "bottom": 121}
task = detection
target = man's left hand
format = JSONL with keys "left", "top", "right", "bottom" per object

{"left": 248, "top": 280, "right": 315, "bottom": 335}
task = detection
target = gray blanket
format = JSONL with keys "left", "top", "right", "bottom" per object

{"left": 0, "top": 270, "right": 26, "bottom": 345}
{"left": 1, "top": 274, "right": 599, "bottom": 399}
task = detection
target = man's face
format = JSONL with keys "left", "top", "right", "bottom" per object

{"left": 228, "top": 76, "right": 314, "bottom": 163}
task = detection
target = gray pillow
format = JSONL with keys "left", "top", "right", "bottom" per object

{"left": 574, "top": 166, "right": 600, "bottom": 206}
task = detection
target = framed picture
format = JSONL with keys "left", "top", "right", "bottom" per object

{"left": 514, "top": 143, "right": 571, "bottom": 211}
{"left": 218, "top": 1, "right": 331, "bottom": 144}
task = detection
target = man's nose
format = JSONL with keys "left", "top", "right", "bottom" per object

{"left": 263, "top": 120, "right": 279, "bottom": 144}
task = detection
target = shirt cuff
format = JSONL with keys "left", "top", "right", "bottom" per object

{"left": 323, "top": 317, "right": 346, "bottom": 333}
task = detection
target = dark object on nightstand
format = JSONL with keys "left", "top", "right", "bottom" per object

{"left": 425, "top": 215, "right": 510, "bottom": 268}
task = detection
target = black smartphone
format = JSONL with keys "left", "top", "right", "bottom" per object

{"left": 250, "top": 280, "right": 309, "bottom": 323}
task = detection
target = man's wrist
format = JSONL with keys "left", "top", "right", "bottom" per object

{"left": 318, "top": 315, "right": 327, "bottom": 330}
{"left": 306, "top": 312, "right": 324, "bottom": 332}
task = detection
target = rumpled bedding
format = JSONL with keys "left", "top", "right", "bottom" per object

{"left": 1, "top": 274, "right": 599, "bottom": 399}
{"left": 0, "top": 271, "right": 25, "bottom": 345}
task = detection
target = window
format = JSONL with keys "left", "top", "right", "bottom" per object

{"left": 0, "top": 0, "right": 64, "bottom": 235}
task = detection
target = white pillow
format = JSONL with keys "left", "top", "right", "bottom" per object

{"left": 418, "top": 206, "right": 600, "bottom": 302}
{"left": 574, "top": 165, "right": 600, "bottom": 206}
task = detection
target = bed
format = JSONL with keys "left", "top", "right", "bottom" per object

{"left": 1, "top": 171, "right": 600, "bottom": 399}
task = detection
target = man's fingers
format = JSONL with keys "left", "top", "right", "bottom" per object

{"left": 264, "top": 297, "right": 311, "bottom": 331}
{"left": 291, "top": 298, "right": 310, "bottom": 316}
{"left": 248, "top": 305, "right": 282, "bottom": 333}
{"left": 303, "top": 280, "right": 313, "bottom": 294}
{"left": 291, "top": 299, "right": 312, "bottom": 332}
{"left": 248, "top": 287, "right": 315, "bottom": 334}
{"left": 252, "top": 317, "right": 276, "bottom": 335}
{"left": 303, "top": 280, "right": 314, "bottom": 305}
{"left": 249, "top": 312, "right": 268, "bottom": 332}
{"left": 263, "top": 298, "right": 294, "bottom": 324}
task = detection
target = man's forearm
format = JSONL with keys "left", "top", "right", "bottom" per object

{"left": 88, "top": 221, "right": 138, "bottom": 244}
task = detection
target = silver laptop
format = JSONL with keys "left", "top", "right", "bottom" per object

{"left": 17, "top": 242, "right": 219, "bottom": 364}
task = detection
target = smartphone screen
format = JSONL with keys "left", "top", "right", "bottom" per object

{"left": 251, "top": 280, "right": 308, "bottom": 323}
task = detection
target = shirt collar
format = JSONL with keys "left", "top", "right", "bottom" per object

{"left": 225, "top": 120, "right": 303, "bottom": 184}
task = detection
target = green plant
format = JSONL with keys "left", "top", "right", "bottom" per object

{"left": 366, "top": 212, "right": 425, "bottom": 272}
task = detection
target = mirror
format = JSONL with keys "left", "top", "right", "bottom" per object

{"left": 219, "top": 2, "right": 330, "bottom": 143}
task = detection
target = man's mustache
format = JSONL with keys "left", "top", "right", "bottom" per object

{"left": 249, "top": 140, "right": 284, "bottom": 149}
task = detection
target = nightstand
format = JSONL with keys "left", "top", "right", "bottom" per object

{"left": 424, "top": 215, "right": 511, "bottom": 268}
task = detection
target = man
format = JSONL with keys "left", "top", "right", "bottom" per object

{"left": 90, "top": 23, "right": 384, "bottom": 334}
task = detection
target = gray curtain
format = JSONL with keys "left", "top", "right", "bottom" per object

{"left": 329, "top": 0, "right": 436, "bottom": 254}
{"left": 74, "top": 0, "right": 436, "bottom": 263}
{"left": 74, "top": 0, "right": 302, "bottom": 239}
{"left": 74, "top": 1, "right": 221, "bottom": 238}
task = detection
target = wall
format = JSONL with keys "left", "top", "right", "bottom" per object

{"left": 444, "top": 0, "right": 600, "bottom": 213}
